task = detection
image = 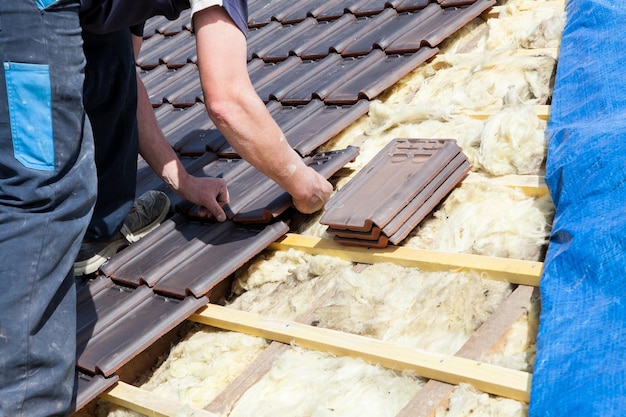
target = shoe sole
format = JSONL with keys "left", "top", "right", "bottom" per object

{"left": 74, "top": 195, "right": 171, "bottom": 276}
{"left": 73, "top": 238, "right": 128, "bottom": 276}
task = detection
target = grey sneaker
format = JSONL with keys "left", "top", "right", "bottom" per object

{"left": 74, "top": 190, "right": 170, "bottom": 276}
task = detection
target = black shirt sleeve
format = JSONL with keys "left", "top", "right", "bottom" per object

{"left": 129, "top": 23, "right": 145, "bottom": 37}
{"left": 80, "top": 0, "right": 190, "bottom": 34}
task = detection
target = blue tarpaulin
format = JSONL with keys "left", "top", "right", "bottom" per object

{"left": 530, "top": 1, "right": 626, "bottom": 415}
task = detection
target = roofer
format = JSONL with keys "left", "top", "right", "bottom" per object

{"left": 0, "top": 1, "right": 332, "bottom": 415}
{"left": 75, "top": 0, "right": 334, "bottom": 275}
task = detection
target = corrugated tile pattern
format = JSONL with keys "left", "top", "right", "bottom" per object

{"left": 321, "top": 139, "right": 470, "bottom": 247}
{"left": 73, "top": 0, "right": 494, "bottom": 411}
{"left": 136, "top": 146, "right": 360, "bottom": 221}
{"left": 137, "top": 0, "right": 494, "bottom": 157}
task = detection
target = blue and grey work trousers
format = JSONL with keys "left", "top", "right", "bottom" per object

{"left": 0, "top": 0, "right": 97, "bottom": 415}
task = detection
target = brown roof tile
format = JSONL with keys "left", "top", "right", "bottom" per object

{"left": 77, "top": 290, "right": 208, "bottom": 376}
{"left": 321, "top": 139, "right": 471, "bottom": 247}
{"left": 75, "top": 372, "right": 118, "bottom": 412}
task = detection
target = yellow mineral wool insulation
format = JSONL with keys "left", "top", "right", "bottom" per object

{"left": 227, "top": 347, "right": 423, "bottom": 417}
{"left": 310, "top": 265, "right": 513, "bottom": 354}
{"left": 230, "top": 256, "right": 350, "bottom": 319}
{"left": 230, "top": 249, "right": 351, "bottom": 296}
{"left": 230, "top": 248, "right": 315, "bottom": 293}
{"left": 486, "top": 6, "right": 565, "bottom": 50}
{"left": 366, "top": 52, "right": 556, "bottom": 136}
{"left": 478, "top": 97, "right": 547, "bottom": 176}
{"left": 97, "top": 327, "right": 269, "bottom": 416}
{"left": 229, "top": 254, "right": 513, "bottom": 356}
{"left": 435, "top": 383, "right": 528, "bottom": 417}
{"left": 404, "top": 182, "right": 553, "bottom": 262}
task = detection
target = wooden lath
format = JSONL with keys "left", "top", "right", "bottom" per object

{"left": 463, "top": 173, "right": 549, "bottom": 198}
{"left": 269, "top": 234, "right": 542, "bottom": 287}
{"left": 188, "top": 304, "right": 532, "bottom": 403}
{"left": 101, "top": 381, "right": 218, "bottom": 417}
{"left": 466, "top": 104, "right": 551, "bottom": 121}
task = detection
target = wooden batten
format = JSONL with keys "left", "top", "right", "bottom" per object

{"left": 269, "top": 234, "right": 543, "bottom": 287}
{"left": 189, "top": 305, "right": 532, "bottom": 403}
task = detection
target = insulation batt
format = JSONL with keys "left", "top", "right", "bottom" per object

{"left": 98, "top": 1, "right": 563, "bottom": 416}
{"left": 488, "top": 3, "right": 565, "bottom": 50}
{"left": 231, "top": 256, "right": 512, "bottom": 354}
{"left": 365, "top": 52, "right": 556, "bottom": 138}
{"left": 478, "top": 98, "right": 547, "bottom": 176}
{"left": 404, "top": 183, "right": 553, "bottom": 262}
{"left": 228, "top": 348, "right": 422, "bottom": 417}
{"left": 96, "top": 329, "right": 268, "bottom": 416}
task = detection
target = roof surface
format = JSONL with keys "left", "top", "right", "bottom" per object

{"left": 74, "top": 0, "right": 496, "bottom": 411}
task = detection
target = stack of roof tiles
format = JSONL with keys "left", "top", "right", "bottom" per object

{"left": 72, "top": 0, "right": 495, "bottom": 412}
{"left": 321, "top": 139, "right": 471, "bottom": 248}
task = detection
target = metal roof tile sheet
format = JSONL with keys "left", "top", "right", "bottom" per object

{"left": 77, "top": 283, "right": 155, "bottom": 349}
{"left": 392, "top": 0, "right": 431, "bottom": 12}
{"left": 100, "top": 217, "right": 289, "bottom": 297}
{"left": 137, "top": 30, "right": 195, "bottom": 69}
{"left": 327, "top": 48, "right": 439, "bottom": 104}
{"left": 388, "top": 0, "right": 496, "bottom": 50}
{"left": 101, "top": 216, "right": 213, "bottom": 286}
{"left": 152, "top": 221, "right": 289, "bottom": 298}
{"left": 99, "top": 216, "right": 188, "bottom": 278}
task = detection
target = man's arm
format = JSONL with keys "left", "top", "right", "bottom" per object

{"left": 132, "top": 34, "right": 229, "bottom": 221}
{"left": 192, "top": 6, "right": 333, "bottom": 214}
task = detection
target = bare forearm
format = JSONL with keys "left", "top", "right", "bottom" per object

{"left": 136, "top": 73, "right": 184, "bottom": 190}
{"left": 193, "top": 7, "right": 333, "bottom": 212}
{"left": 136, "top": 71, "right": 229, "bottom": 220}
{"left": 207, "top": 92, "right": 310, "bottom": 197}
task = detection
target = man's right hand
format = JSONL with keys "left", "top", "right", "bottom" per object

{"left": 290, "top": 167, "right": 333, "bottom": 214}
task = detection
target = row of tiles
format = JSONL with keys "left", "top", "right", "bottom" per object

{"left": 140, "top": 1, "right": 489, "bottom": 68}
{"left": 139, "top": 0, "right": 493, "bottom": 108}
{"left": 138, "top": 0, "right": 493, "bottom": 161}
{"left": 141, "top": 0, "right": 480, "bottom": 38}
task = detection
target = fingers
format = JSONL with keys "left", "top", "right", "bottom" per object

{"left": 196, "top": 204, "right": 227, "bottom": 222}
{"left": 200, "top": 185, "right": 229, "bottom": 221}
{"left": 183, "top": 176, "right": 230, "bottom": 221}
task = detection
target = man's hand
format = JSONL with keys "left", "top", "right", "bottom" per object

{"left": 290, "top": 167, "right": 333, "bottom": 214}
{"left": 177, "top": 174, "right": 229, "bottom": 221}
